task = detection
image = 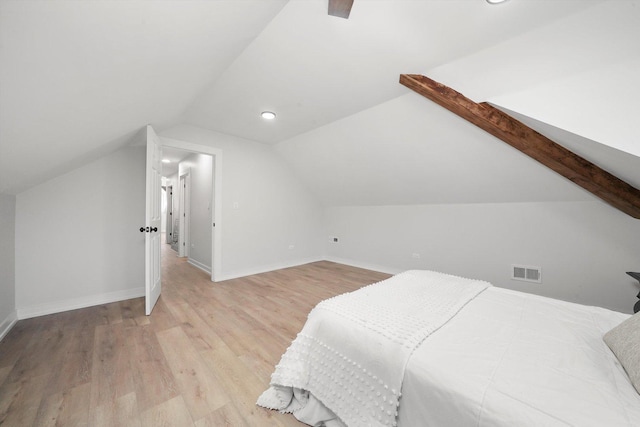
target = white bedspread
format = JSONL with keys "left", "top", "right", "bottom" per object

{"left": 397, "top": 287, "right": 640, "bottom": 426}
{"left": 257, "top": 270, "right": 490, "bottom": 426}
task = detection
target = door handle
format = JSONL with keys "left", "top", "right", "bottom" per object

{"left": 139, "top": 226, "right": 157, "bottom": 233}
{"left": 151, "top": 227, "right": 158, "bottom": 232}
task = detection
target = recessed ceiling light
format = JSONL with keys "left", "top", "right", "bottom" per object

{"left": 261, "top": 111, "right": 276, "bottom": 120}
{"left": 162, "top": 159, "right": 171, "bottom": 163}
{"left": 486, "top": 0, "right": 509, "bottom": 4}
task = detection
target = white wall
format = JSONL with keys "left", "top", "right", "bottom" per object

{"left": 160, "top": 124, "right": 324, "bottom": 279}
{"left": 0, "top": 193, "right": 16, "bottom": 339}
{"left": 15, "top": 146, "right": 145, "bottom": 318}
{"left": 276, "top": 79, "right": 640, "bottom": 315}
{"left": 178, "top": 152, "right": 213, "bottom": 272}
{"left": 276, "top": 93, "right": 592, "bottom": 207}
{"left": 324, "top": 201, "right": 640, "bottom": 313}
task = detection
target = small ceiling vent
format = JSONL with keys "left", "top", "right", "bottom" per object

{"left": 512, "top": 264, "right": 542, "bottom": 283}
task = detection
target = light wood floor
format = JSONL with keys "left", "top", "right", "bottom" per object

{"left": 0, "top": 243, "right": 390, "bottom": 426}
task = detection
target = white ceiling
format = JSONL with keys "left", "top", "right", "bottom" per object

{"left": 160, "top": 146, "right": 193, "bottom": 178}
{"left": 0, "top": 0, "right": 288, "bottom": 193}
{"left": 184, "top": 0, "right": 599, "bottom": 144}
{"left": 0, "top": 0, "right": 636, "bottom": 198}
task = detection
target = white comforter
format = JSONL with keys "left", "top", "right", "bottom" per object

{"left": 398, "top": 287, "right": 640, "bottom": 426}
{"left": 257, "top": 270, "right": 490, "bottom": 426}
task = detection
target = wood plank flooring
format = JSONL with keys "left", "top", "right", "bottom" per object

{"left": 0, "top": 243, "right": 390, "bottom": 426}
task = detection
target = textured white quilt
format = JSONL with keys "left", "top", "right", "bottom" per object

{"left": 257, "top": 270, "right": 490, "bottom": 426}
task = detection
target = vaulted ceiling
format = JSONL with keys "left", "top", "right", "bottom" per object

{"left": 1, "top": 0, "right": 638, "bottom": 207}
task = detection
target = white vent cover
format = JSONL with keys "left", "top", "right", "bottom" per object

{"left": 511, "top": 264, "right": 542, "bottom": 283}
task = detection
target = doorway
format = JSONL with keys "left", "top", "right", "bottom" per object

{"left": 160, "top": 138, "right": 222, "bottom": 282}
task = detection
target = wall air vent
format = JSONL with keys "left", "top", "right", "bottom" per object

{"left": 511, "top": 264, "right": 542, "bottom": 283}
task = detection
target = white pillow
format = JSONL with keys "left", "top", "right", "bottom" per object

{"left": 604, "top": 311, "right": 640, "bottom": 395}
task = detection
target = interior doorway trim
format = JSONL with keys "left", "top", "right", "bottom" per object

{"left": 178, "top": 171, "right": 191, "bottom": 259}
{"left": 161, "top": 137, "right": 222, "bottom": 282}
{"left": 165, "top": 184, "right": 173, "bottom": 244}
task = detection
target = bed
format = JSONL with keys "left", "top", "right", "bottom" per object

{"left": 257, "top": 270, "right": 640, "bottom": 426}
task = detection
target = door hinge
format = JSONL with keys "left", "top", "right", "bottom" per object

{"left": 213, "top": 222, "right": 215, "bottom": 227}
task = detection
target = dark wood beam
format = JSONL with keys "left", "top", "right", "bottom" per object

{"left": 399, "top": 74, "right": 640, "bottom": 219}
{"left": 328, "top": 0, "right": 354, "bottom": 19}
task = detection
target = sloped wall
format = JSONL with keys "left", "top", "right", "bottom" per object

{"left": 276, "top": 93, "right": 592, "bottom": 206}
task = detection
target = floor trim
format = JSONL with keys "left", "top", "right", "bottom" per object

{"left": 0, "top": 310, "right": 18, "bottom": 342}
{"left": 217, "top": 257, "right": 324, "bottom": 282}
{"left": 188, "top": 258, "right": 212, "bottom": 275}
{"left": 17, "top": 287, "right": 145, "bottom": 320}
{"left": 322, "top": 256, "right": 400, "bottom": 276}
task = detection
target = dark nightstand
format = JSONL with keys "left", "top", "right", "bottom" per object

{"left": 627, "top": 272, "right": 640, "bottom": 314}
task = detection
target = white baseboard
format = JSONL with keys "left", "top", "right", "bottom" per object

{"left": 216, "top": 256, "right": 324, "bottom": 282}
{"left": 322, "top": 256, "right": 402, "bottom": 276}
{"left": 17, "top": 287, "right": 145, "bottom": 320}
{"left": 188, "top": 258, "right": 211, "bottom": 275}
{"left": 11, "top": 258, "right": 394, "bottom": 321}
{"left": 0, "top": 310, "right": 18, "bottom": 342}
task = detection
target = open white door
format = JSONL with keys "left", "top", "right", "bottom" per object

{"left": 145, "top": 125, "right": 162, "bottom": 315}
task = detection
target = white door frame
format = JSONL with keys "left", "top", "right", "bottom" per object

{"left": 165, "top": 185, "right": 173, "bottom": 244}
{"left": 161, "top": 137, "right": 222, "bottom": 282}
{"left": 178, "top": 171, "right": 190, "bottom": 258}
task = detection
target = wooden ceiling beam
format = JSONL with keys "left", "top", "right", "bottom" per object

{"left": 328, "top": 0, "right": 354, "bottom": 19}
{"left": 399, "top": 74, "right": 640, "bottom": 219}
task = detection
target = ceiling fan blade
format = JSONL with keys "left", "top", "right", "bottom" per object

{"left": 328, "top": 0, "right": 354, "bottom": 19}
